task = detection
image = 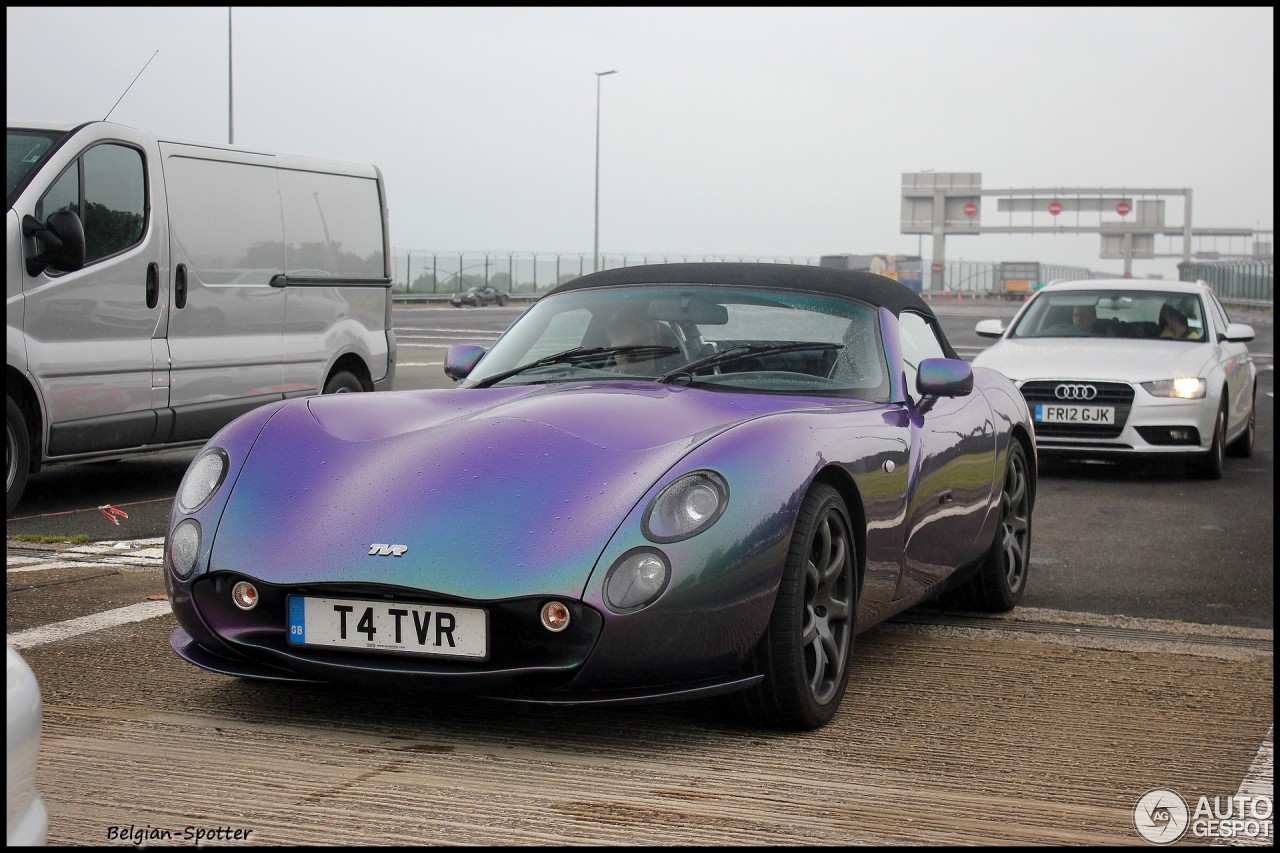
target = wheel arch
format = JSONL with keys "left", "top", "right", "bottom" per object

{"left": 325, "top": 353, "right": 373, "bottom": 392}
{"left": 811, "top": 464, "right": 867, "bottom": 600}
{"left": 5, "top": 367, "right": 43, "bottom": 473}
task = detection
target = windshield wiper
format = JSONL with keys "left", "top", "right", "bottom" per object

{"left": 471, "top": 344, "right": 679, "bottom": 388}
{"left": 657, "top": 342, "right": 843, "bottom": 384}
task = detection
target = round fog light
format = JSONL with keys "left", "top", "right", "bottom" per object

{"left": 604, "top": 549, "right": 671, "bottom": 613}
{"left": 540, "top": 601, "right": 571, "bottom": 632}
{"left": 231, "top": 581, "right": 259, "bottom": 611}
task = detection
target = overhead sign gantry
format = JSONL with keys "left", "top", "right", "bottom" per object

{"left": 900, "top": 172, "right": 1270, "bottom": 282}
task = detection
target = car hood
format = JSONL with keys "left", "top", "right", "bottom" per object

{"left": 973, "top": 338, "right": 1215, "bottom": 383}
{"left": 210, "top": 382, "right": 848, "bottom": 599}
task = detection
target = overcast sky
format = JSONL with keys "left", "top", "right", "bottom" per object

{"left": 7, "top": 7, "right": 1274, "bottom": 279}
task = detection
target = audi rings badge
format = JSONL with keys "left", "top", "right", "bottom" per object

{"left": 1055, "top": 383, "right": 1098, "bottom": 401}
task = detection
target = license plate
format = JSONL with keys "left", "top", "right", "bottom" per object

{"left": 287, "top": 596, "right": 488, "bottom": 659}
{"left": 1035, "top": 404, "right": 1116, "bottom": 425}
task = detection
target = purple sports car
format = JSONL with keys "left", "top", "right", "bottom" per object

{"left": 165, "top": 263, "right": 1036, "bottom": 729}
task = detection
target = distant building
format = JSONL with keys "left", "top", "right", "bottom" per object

{"left": 820, "top": 254, "right": 923, "bottom": 292}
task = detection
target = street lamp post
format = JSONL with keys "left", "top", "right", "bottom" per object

{"left": 593, "top": 69, "right": 618, "bottom": 273}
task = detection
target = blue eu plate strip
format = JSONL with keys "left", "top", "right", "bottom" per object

{"left": 1034, "top": 404, "right": 1044, "bottom": 422}
{"left": 287, "top": 596, "right": 305, "bottom": 645}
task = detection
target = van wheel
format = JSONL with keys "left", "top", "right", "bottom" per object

{"left": 7, "top": 395, "right": 31, "bottom": 517}
{"left": 322, "top": 371, "right": 363, "bottom": 394}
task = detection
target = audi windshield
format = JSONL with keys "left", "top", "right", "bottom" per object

{"left": 1010, "top": 290, "right": 1207, "bottom": 342}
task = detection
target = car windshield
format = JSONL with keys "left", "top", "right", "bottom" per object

{"left": 1010, "top": 290, "right": 1207, "bottom": 342}
{"left": 7, "top": 129, "right": 65, "bottom": 206}
{"left": 462, "top": 284, "right": 890, "bottom": 400}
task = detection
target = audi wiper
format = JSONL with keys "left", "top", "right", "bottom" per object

{"left": 471, "top": 344, "right": 680, "bottom": 388}
{"left": 657, "top": 342, "right": 843, "bottom": 384}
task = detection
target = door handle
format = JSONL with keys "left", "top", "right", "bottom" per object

{"left": 175, "top": 264, "right": 188, "bottom": 309}
{"left": 146, "top": 262, "right": 159, "bottom": 309}
{"left": 269, "top": 273, "right": 288, "bottom": 288}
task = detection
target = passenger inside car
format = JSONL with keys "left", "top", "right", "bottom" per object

{"left": 1158, "top": 304, "right": 1201, "bottom": 340}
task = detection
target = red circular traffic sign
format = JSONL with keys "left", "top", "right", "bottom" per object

{"left": 1116, "top": 201, "right": 1132, "bottom": 216}
{"left": 1048, "top": 201, "right": 1063, "bottom": 216}
{"left": 963, "top": 202, "right": 978, "bottom": 218}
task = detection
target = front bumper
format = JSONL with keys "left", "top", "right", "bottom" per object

{"left": 1021, "top": 380, "right": 1217, "bottom": 456}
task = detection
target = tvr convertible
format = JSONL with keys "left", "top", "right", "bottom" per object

{"left": 166, "top": 262, "right": 1037, "bottom": 729}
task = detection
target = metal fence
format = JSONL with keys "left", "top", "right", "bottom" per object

{"left": 392, "top": 251, "right": 821, "bottom": 295}
{"left": 1178, "top": 259, "right": 1273, "bottom": 306}
{"left": 391, "top": 249, "right": 1116, "bottom": 297}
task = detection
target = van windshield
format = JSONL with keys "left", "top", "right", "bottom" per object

{"left": 7, "top": 129, "right": 65, "bottom": 207}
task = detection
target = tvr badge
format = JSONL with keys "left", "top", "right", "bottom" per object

{"left": 368, "top": 543, "right": 409, "bottom": 557}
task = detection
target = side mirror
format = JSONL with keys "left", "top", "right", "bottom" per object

{"left": 917, "top": 357, "right": 973, "bottom": 398}
{"left": 444, "top": 344, "right": 486, "bottom": 381}
{"left": 1221, "top": 322, "right": 1255, "bottom": 343}
{"left": 22, "top": 211, "right": 86, "bottom": 276}
{"left": 974, "top": 319, "right": 1005, "bottom": 339}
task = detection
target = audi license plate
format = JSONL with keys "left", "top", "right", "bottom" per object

{"left": 287, "top": 596, "right": 488, "bottom": 659}
{"left": 1035, "top": 404, "right": 1115, "bottom": 425}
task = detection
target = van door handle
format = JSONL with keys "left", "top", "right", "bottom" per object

{"left": 269, "top": 273, "right": 288, "bottom": 288}
{"left": 175, "top": 264, "right": 188, "bottom": 309}
{"left": 146, "top": 263, "right": 159, "bottom": 309}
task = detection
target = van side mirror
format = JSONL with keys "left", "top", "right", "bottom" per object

{"left": 22, "top": 211, "right": 86, "bottom": 276}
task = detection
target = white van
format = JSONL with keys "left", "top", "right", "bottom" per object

{"left": 6, "top": 121, "right": 397, "bottom": 514}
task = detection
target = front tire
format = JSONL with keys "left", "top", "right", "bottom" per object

{"left": 956, "top": 440, "right": 1032, "bottom": 612}
{"left": 1190, "top": 403, "right": 1226, "bottom": 479}
{"left": 732, "top": 483, "right": 856, "bottom": 730}
{"left": 1226, "top": 392, "right": 1255, "bottom": 459}
{"left": 7, "top": 395, "right": 32, "bottom": 517}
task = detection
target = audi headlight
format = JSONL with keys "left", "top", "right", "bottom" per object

{"left": 176, "top": 448, "right": 229, "bottom": 513}
{"left": 642, "top": 470, "right": 729, "bottom": 543}
{"left": 169, "top": 519, "right": 201, "bottom": 579}
{"left": 604, "top": 548, "right": 671, "bottom": 612}
{"left": 1141, "top": 378, "right": 1206, "bottom": 399}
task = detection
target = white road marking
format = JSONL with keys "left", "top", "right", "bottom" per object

{"left": 397, "top": 362, "right": 444, "bottom": 368}
{"left": 6, "top": 600, "right": 172, "bottom": 650}
{"left": 1215, "top": 726, "right": 1274, "bottom": 847}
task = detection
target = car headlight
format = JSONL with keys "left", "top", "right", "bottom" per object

{"left": 603, "top": 548, "right": 671, "bottom": 612}
{"left": 642, "top": 470, "right": 729, "bottom": 543}
{"left": 168, "top": 519, "right": 201, "bottom": 579}
{"left": 176, "top": 448, "right": 229, "bottom": 513}
{"left": 1141, "top": 377, "right": 1206, "bottom": 399}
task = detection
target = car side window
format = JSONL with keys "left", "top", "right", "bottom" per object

{"left": 34, "top": 143, "right": 146, "bottom": 268}
{"left": 898, "top": 311, "right": 946, "bottom": 398}
{"left": 81, "top": 143, "right": 146, "bottom": 263}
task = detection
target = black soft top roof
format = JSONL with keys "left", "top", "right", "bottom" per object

{"left": 546, "top": 262, "right": 936, "bottom": 318}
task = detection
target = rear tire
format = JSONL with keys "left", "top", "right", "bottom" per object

{"left": 731, "top": 483, "right": 856, "bottom": 730}
{"left": 1190, "top": 403, "right": 1226, "bottom": 479}
{"left": 1226, "top": 392, "right": 1255, "bottom": 459}
{"left": 7, "top": 395, "right": 32, "bottom": 517}
{"left": 322, "top": 370, "right": 363, "bottom": 394}
{"left": 955, "top": 440, "right": 1032, "bottom": 612}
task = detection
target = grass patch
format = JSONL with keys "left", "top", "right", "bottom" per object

{"left": 11, "top": 533, "right": 94, "bottom": 544}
